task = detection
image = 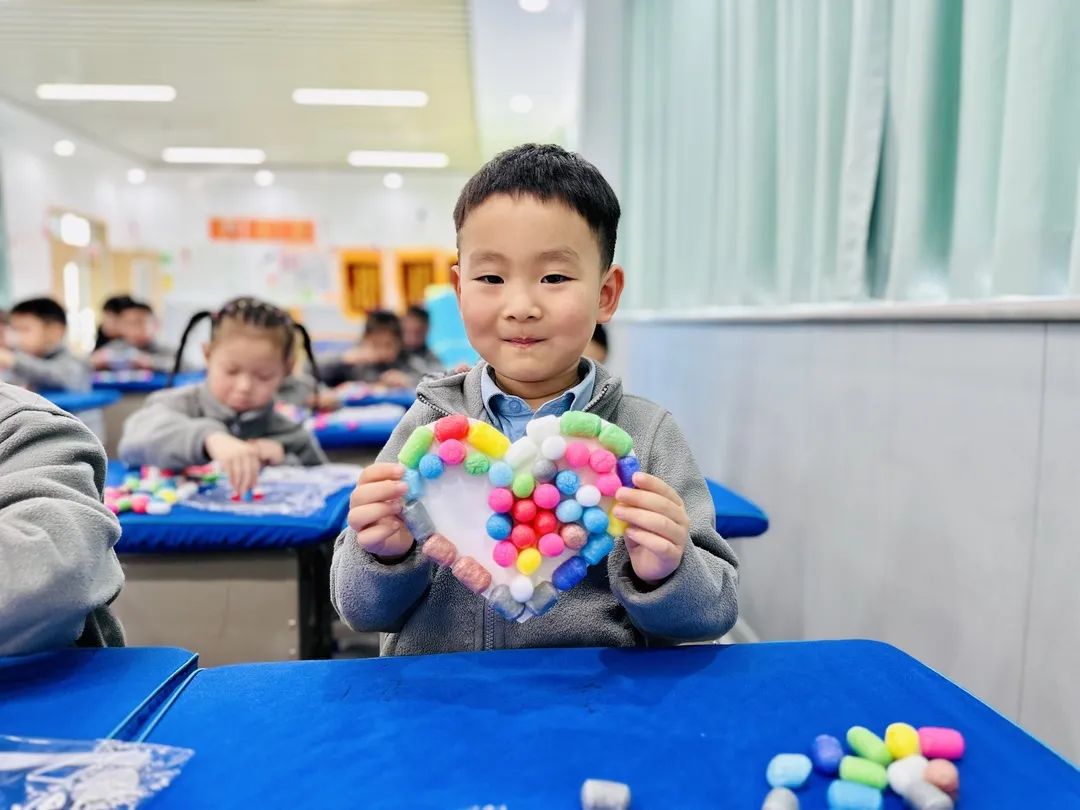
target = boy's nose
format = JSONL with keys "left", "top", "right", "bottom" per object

{"left": 503, "top": 291, "right": 541, "bottom": 321}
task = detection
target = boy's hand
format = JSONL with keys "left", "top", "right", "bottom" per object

{"left": 89, "top": 349, "right": 111, "bottom": 370}
{"left": 205, "top": 432, "right": 261, "bottom": 495}
{"left": 378, "top": 369, "right": 412, "bottom": 388}
{"left": 347, "top": 463, "right": 414, "bottom": 559}
{"left": 613, "top": 473, "right": 690, "bottom": 584}
{"left": 248, "top": 438, "right": 286, "bottom": 466}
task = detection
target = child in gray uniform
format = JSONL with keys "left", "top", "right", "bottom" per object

{"left": 119, "top": 297, "right": 327, "bottom": 496}
{"left": 0, "top": 297, "right": 91, "bottom": 392}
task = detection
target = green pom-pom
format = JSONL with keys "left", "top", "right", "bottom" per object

{"left": 464, "top": 452, "right": 491, "bottom": 476}
{"left": 598, "top": 422, "right": 633, "bottom": 457}
{"left": 560, "top": 411, "right": 602, "bottom": 438}
{"left": 512, "top": 472, "right": 536, "bottom": 498}
{"left": 398, "top": 426, "right": 434, "bottom": 469}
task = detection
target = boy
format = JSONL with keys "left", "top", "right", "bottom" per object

{"left": 321, "top": 310, "right": 424, "bottom": 389}
{"left": 331, "top": 144, "right": 738, "bottom": 655}
{"left": 0, "top": 297, "right": 91, "bottom": 392}
{"left": 94, "top": 294, "right": 134, "bottom": 351}
{"left": 92, "top": 299, "right": 174, "bottom": 372}
{"left": 0, "top": 382, "right": 124, "bottom": 654}
{"left": 402, "top": 305, "right": 444, "bottom": 375}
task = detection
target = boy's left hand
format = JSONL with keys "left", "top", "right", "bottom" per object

{"left": 248, "top": 438, "right": 286, "bottom": 466}
{"left": 613, "top": 473, "right": 690, "bottom": 584}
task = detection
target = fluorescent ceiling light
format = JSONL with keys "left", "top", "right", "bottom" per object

{"left": 254, "top": 169, "right": 275, "bottom": 187}
{"left": 509, "top": 94, "right": 534, "bottom": 113}
{"left": 162, "top": 147, "right": 266, "bottom": 165}
{"left": 292, "top": 88, "right": 428, "bottom": 107}
{"left": 383, "top": 172, "right": 404, "bottom": 189}
{"left": 53, "top": 139, "right": 75, "bottom": 157}
{"left": 59, "top": 213, "right": 91, "bottom": 247}
{"left": 347, "top": 150, "right": 448, "bottom": 169}
{"left": 126, "top": 168, "right": 146, "bottom": 185}
{"left": 519, "top": 0, "right": 549, "bottom": 11}
{"left": 37, "top": 83, "right": 176, "bottom": 102}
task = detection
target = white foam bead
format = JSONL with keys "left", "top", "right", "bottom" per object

{"left": 146, "top": 501, "right": 172, "bottom": 516}
{"left": 509, "top": 575, "right": 535, "bottom": 603}
{"left": 887, "top": 755, "right": 929, "bottom": 799}
{"left": 541, "top": 435, "right": 567, "bottom": 461}
{"left": 581, "top": 779, "right": 631, "bottom": 810}
{"left": 526, "top": 414, "right": 562, "bottom": 443}
{"left": 576, "top": 484, "right": 602, "bottom": 507}
{"left": 503, "top": 438, "right": 539, "bottom": 470}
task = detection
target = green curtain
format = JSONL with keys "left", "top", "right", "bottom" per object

{"left": 618, "top": 0, "right": 1080, "bottom": 308}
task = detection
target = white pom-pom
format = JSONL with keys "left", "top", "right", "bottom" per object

{"left": 509, "top": 575, "right": 535, "bottom": 603}
{"left": 541, "top": 435, "right": 567, "bottom": 461}
{"left": 575, "top": 484, "right": 601, "bottom": 507}
{"left": 504, "top": 438, "right": 539, "bottom": 470}
{"left": 526, "top": 414, "right": 562, "bottom": 443}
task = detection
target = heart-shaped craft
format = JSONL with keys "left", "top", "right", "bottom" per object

{"left": 396, "top": 412, "right": 639, "bottom": 621}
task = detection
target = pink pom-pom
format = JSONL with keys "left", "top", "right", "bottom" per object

{"left": 438, "top": 439, "right": 467, "bottom": 465}
{"left": 595, "top": 473, "right": 621, "bottom": 498}
{"left": 564, "top": 441, "right": 591, "bottom": 468}
{"left": 538, "top": 533, "right": 565, "bottom": 557}
{"left": 492, "top": 541, "right": 518, "bottom": 568}
{"left": 488, "top": 488, "right": 514, "bottom": 513}
{"left": 589, "top": 449, "right": 617, "bottom": 473}
{"left": 533, "top": 483, "right": 561, "bottom": 510}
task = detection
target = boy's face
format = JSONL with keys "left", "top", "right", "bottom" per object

{"left": 402, "top": 314, "right": 428, "bottom": 351}
{"left": 363, "top": 329, "right": 402, "bottom": 365}
{"left": 101, "top": 310, "right": 121, "bottom": 338}
{"left": 454, "top": 194, "right": 622, "bottom": 388}
{"left": 8, "top": 314, "right": 65, "bottom": 356}
{"left": 119, "top": 309, "right": 155, "bottom": 348}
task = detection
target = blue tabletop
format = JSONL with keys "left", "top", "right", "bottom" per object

{"left": 92, "top": 371, "right": 204, "bottom": 393}
{"left": 106, "top": 461, "right": 352, "bottom": 553}
{"left": 313, "top": 419, "right": 400, "bottom": 450}
{"left": 0, "top": 647, "right": 197, "bottom": 741}
{"left": 39, "top": 388, "right": 122, "bottom": 413}
{"left": 706, "top": 478, "right": 769, "bottom": 539}
{"left": 341, "top": 388, "right": 417, "bottom": 409}
{"left": 138, "top": 641, "right": 1080, "bottom": 809}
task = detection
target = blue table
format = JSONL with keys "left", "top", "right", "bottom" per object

{"left": 313, "top": 419, "right": 400, "bottom": 451}
{"left": 706, "top": 478, "right": 769, "bottom": 539}
{"left": 39, "top": 389, "right": 121, "bottom": 413}
{"left": 0, "top": 647, "right": 197, "bottom": 741}
{"left": 136, "top": 641, "right": 1080, "bottom": 809}
{"left": 92, "top": 371, "right": 204, "bottom": 394}
{"left": 341, "top": 388, "right": 416, "bottom": 409}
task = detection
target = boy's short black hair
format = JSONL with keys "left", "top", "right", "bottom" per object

{"left": 453, "top": 143, "right": 621, "bottom": 269}
{"left": 363, "top": 310, "right": 403, "bottom": 341}
{"left": 11, "top": 297, "right": 67, "bottom": 327}
{"left": 121, "top": 300, "right": 154, "bottom": 316}
{"left": 404, "top": 305, "right": 429, "bottom": 324}
{"left": 103, "top": 294, "right": 134, "bottom": 314}
{"left": 591, "top": 322, "right": 608, "bottom": 351}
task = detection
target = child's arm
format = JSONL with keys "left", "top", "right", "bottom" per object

{"left": 0, "top": 395, "right": 124, "bottom": 655}
{"left": 117, "top": 388, "right": 228, "bottom": 469}
{"left": 6, "top": 351, "right": 91, "bottom": 392}
{"left": 607, "top": 412, "right": 739, "bottom": 642}
{"left": 266, "top": 415, "right": 329, "bottom": 466}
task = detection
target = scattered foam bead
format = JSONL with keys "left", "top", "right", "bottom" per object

{"left": 146, "top": 500, "right": 172, "bottom": 516}
{"left": 917, "top": 728, "right": 964, "bottom": 761}
{"left": 421, "top": 533, "right": 458, "bottom": 566}
{"left": 510, "top": 524, "right": 537, "bottom": 550}
{"left": 561, "top": 411, "right": 602, "bottom": 438}
{"left": 541, "top": 435, "right": 567, "bottom": 461}
{"left": 526, "top": 414, "right": 562, "bottom": 443}
{"left": 532, "top": 458, "right": 558, "bottom": 481}
{"left": 489, "top": 584, "right": 525, "bottom": 621}
{"left": 887, "top": 756, "right": 929, "bottom": 799}
{"left": 553, "top": 556, "right": 588, "bottom": 590}
{"left": 923, "top": 759, "right": 959, "bottom": 800}
{"left": 581, "top": 533, "right": 614, "bottom": 565}
{"left": 538, "top": 532, "right": 565, "bottom": 557}
{"left": 582, "top": 506, "right": 609, "bottom": 534}
{"left": 595, "top": 473, "right": 621, "bottom": 498}
{"left": 105, "top": 500, "right": 120, "bottom": 515}
{"left": 556, "top": 499, "right": 584, "bottom": 524}
{"left": 555, "top": 470, "right": 580, "bottom": 496}
{"left": 512, "top": 472, "right": 536, "bottom": 498}
{"left": 402, "top": 500, "right": 436, "bottom": 542}
{"left": 766, "top": 754, "right": 812, "bottom": 789}
{"left": 512, "top": 499, "right": 539, "bottom": 524}
{"left": 116, "top": 497, "right": 133, "bottom": 513}
{"left": 492, "top": 541, "right": 519, "bottom": 568}
{"left": 131, "top": 495, "right": 150, "bottom": 514}
{"left": 905, "top": 780, "right": 954, "bottom": 810}
{"left": 847, "top": 726, "right": 892, "bottom": 766}
{"left": 589, "top": 448, "right": 617, "bottom": 474}
{"left": 418, "top": 454, "right": 444, "bottom": 479}
{"left": 526, "top": 581, "right": 558, "bottom": 615}
{"left": 104, "top": 487, "right": 121, "bottom": 499}
{"left": 561, "top": 523, "right": 589, "bottom": 550}
{"left": 598, "top": 422, "right": 634, "bottom": 457}
{"left": 616, "top": 456, "right": 640, "bottom": 487}
{"left": 533, "top": 510, "right": 558, "bottom": 536}
{"left": 488, "top": 461, "right": 514, "bottom": 487}
{"left": 464, "top": 452, "right": 491, "bottom": 476}
{"left": 885, "top": 723, "right": 921, "bottom": 760}
{"left": 516, "top": 547, "right": 542, "bottom": 576}
{"left": 826, "top": 779, "right": 882, "bottom": 810}
{"left": 576, "top": 485, "right": 602, "bottom": 508}
{"left": 509, "top": 574, "right": 535, "bottom": 603}
{"left": 486, "top": 514, "right": 513, "bottom": 540}
{"left": 811, "top": 734, "right": 845, "bottom": 775}
{"left": 762, "top": 786, "right": 799, "bottom": 810}
{"left": 452, "top": 556, "right": 492, "bottom": 594}
{"left": 607, "top": 514, "right": 628, "bottom": 538}
{"left": 565, "top": 441, "right": 591, "bottom": 468}
{"left": 438, "top": 439, "right": 467, "bottom": 465}
{"left": 839, "top": 756, "right": 888, "bottom": 790}
{"left": 398, "top": 425, "right": 434, "bottom": 468}
{"left": 580, "top": 778, "right": 630, "bottom": 810}
{"left": 504, "top": 438, "right": 539, "bottom": 469}
{"left": 433, "top": 414, "right": 470, "bottom": 442}
{"left": 157, "top": 489, "right": 178, "bottom": 505}
{"left": 533, "top": 483, "right": 561, "bottom": 510}
{"left": 488, "top": 488, "right": 514, "bottom": 514}
{"left": 469, "top": 422, "right": 510, "bottom": 458}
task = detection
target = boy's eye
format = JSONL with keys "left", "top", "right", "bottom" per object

{"left": 542, "top": 274, "right": 571, "bottom": 284}
{"left": 476, "top": 275, "right": 504, "bottom": 284}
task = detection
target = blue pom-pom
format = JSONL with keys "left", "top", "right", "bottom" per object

{"left": 555, "top": 499, "right": 584, "bottom": 524}
{"left": 810, "top": 734, "right": 844, "bottom": 776}
{"left": 555, "top": 470, "right": 579, "bottom": 496}
{"left": 486, "top": 513, "right": 513, "bottom": 541}
{"left": 488, "top": 461, "right": 514, "bottom": 488}
{"left": 418, "top": 454, "right": 444, "bottom": 479}
{"left": 581, "top": 533, "right": 614, "bottom": 565}
{"left": 403, "top": 469, "right": 424, "bottom": 502}
{"left": 616, "top": 456, "right": 640, "bottom": 487}
{"left": 552, "top": 556, "right": 589, "bottom": 591}
{"left": 582, "top": 506, "right": 609, "bottom": 534}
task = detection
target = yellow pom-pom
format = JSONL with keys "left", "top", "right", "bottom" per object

{"left": 468, "top": 422, "right": 510, "bottom": 459}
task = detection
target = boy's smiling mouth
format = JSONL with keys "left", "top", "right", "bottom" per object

{"left": 505, "top": 336, "right": 544, "bottom": 347}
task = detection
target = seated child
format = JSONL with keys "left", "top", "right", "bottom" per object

{"left": 330, "top": 144, "right": 739, "bottom": 656}
{"left": 119, "top": 296, "right": 328, "bottom": 495}
{"left": 0, "top": 297, "right": 91, "bottom": 392}
{"left": 92, "top": 299, "right": 175, "bottom": 372}
{"left": 583, "top": 322, "right": 609, "bottom": 364}
{"left": 94, "top": 294, "right": 134, "bottom": 351}
{"left": 402, "top": 305, "right": 444, "bottom": 375}
{"left": 321, "top": 310, "right": 425, "bottom": 389}
{"left": 0, "top": 382, "right": 124, "bottom": 655}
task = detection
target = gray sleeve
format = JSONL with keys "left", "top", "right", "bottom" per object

{"left": 330, "top": 401, "right": 438, "bottom": 632}
{"left": 117, "top": 389, "right": 226, "bottom": 469}
{"left": 0, "top": 404, "right": 124, "bottom": 655}
{"left": 12, "top": 351, "right": 91, "bottom": 392}
{"left": 270, "top": 418, "right": 328, "bottom": 466}
{"left": 608, "top": 412, "right": 740, "bottom": 642}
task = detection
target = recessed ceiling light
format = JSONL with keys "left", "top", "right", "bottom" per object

{"left": 292, "top": 88, "right": 428, "bottom": 107}
{"left": 126, "top": 168, "right": 146, "bottom": 185}
{"left": 519, "top": 0, "right": 549, "bottom": 12}
{"left": 254, "top": 169, "right": 275, "bottom": 187}
{"left": 383, "top": 172, "right": 404, "bottom": 190}
{"left": 162, "top": 147, "right": 266, "bottom": 165}
{"left": 59, "top": 213, "right": 91, "bottom": 247}
{"left": 347, "top": 150, "right": 449, "bottom": 169}
{"left": 509, "top": 94, "right": 534, "bottom": 114}
{"left": 37, "top": 84, "right": 176, "bottom": 102}
{"left": 53, "top": 139, "right": 75, "bottom": 157}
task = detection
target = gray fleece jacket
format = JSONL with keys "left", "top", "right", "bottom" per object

{"left": 0, "top": 383, "right": 124, "bottom": 655}
{"left": 7, "top": 346, "right": 91, "bottom": 392}
{"left": 330, "top": 362, "right": 739, "bottom": 656}
{"left": 118, "top": 382, "right": 328, "bottom": 469}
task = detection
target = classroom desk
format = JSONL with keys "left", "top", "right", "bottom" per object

{"left": 340, "top": 387, "right": 417, "bottom": 409}
{"left": 39, "top": 388, "right": 121, "bottom": 413}
{"left": 312, "top": 419, "right": 401, "bottom": 451}
{"left": 0, "top": 647, "right": 197, "bottom": 741}
{"left": 706, "top": 478, "right": 770, "bottom": 539}
{"left": 93, "top": 371, "right": 205, "bottom": 457}
{"left": 106, "top": 462, "right": 352, "bottom": 667}
{"left": 136, "top": 641, "right": 1080, "bottom": 809}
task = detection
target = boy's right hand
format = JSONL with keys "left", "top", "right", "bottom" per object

{"left": 347, "top": 463, "right": 414, "bottom": 559}
{"left": 204, "top": 431, "right": 261, "bottom": 495}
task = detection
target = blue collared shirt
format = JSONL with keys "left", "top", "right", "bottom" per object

{"left": 480, "top": 360, "right": 597, "bottom": 442}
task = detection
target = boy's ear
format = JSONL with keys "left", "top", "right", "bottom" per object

{"left": 451, "top": 264, "right": 462, "bottom": 302}
{"left": 596, "top": 264, "right": 625, "bottom": 324}
{"left": 201, "top": 341, "right": 211, "bottom": 362}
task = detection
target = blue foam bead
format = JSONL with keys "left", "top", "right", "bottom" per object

{"left": 488, "top": 461, "right": 514, "bottom": 488}
{"left": 582, "top": 506, "right": 609, "bottom": 534}
{"left": 403, "top": 469, "right": 424, "bottom": 502}
{"left": 486, "top": 513, "right": 513, "bottom": 541}
{"left": 552, "top": 556, "right": 588, "bottom": 591}
{"left": 555, "top": 499, "right": 584, "bottom": 524}
{"left": 555, "top": 470, "right": 580, "bottom": 496}
{"left": 811, "top": 734, "right": 844, "bottom": 775}
{"left": 766, "top": 753, "right": 812, "bottom": 789}
{"left": 827, "top": 780, "right": 882, "bottom": 810}
{"left": 616, "top": 456, "right": 640, "bottom": 487}
{"left": 418, "top": 454, "right": 444, "bottom": 479}
{"left": 580, "top": 533, "right": 614, "bottom": 565}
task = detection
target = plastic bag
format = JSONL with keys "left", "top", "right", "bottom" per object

{"left": 0, "top": 735, "right": 193, "bottom": 809}
{"left": 180, "top": 463, "right": 361, "bottom": 516}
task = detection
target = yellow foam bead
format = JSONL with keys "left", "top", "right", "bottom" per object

{"left": 158, "top": 490, "right": 178, "bottom": 504}
{"left": 885, "top": 722, "right": 921, "bottom": 760}
{"left": 607, "top": 515, "right": 628, "bottom": 538}
{"left": 516, "top": 547, "right": 541, "bottom": 576}
{"left": 468, "top": 422, "right": 510, "bottom": 459}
